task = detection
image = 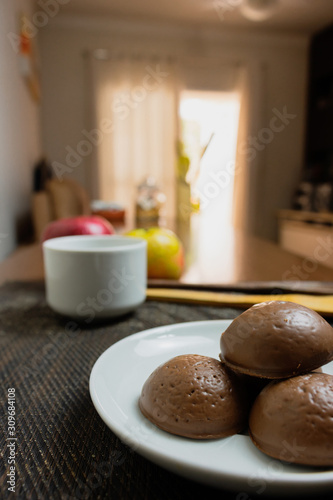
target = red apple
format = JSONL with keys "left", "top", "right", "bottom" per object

{"left": 41, "top": 215, "right": 115, "bottom": 242}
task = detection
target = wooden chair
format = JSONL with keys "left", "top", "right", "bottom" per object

{"left": 32, "top": 177, "right": 90, "bottom": 241}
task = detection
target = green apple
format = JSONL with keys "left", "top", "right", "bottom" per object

{"left": 126, "top": 227, "right": 184, "bottom": 279}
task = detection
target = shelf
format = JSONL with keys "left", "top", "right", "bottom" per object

{"left": 277, "top": 209, "right": 333, "bottom": 225}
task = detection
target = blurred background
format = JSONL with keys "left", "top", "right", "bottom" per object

{"left": 1, "top": 0, "right": 333, "bottom": 267}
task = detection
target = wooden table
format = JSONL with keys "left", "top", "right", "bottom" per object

{"left": 1, "top": 218, "right": 333, "bottom": 288}
{"left": 1, "top": 218, "right": 333, "bottom": 499}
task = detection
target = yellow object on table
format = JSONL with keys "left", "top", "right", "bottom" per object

{"left": 146, "top": 288, "right": 333, "bottom": 316}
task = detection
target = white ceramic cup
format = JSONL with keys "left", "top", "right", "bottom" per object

{"left": 43, "top": 235, "right": 147, "bottom": 321}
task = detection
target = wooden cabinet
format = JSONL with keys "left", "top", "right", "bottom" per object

{"left": 286, "top": 24, "right": 333, "bottom": 260}
{"left": 278, "top": 210, "right": 333, "bottom": 269}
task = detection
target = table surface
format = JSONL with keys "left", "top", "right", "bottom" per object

{"left": 0, "top": 218, "right": 333, "bottom": 500}
{"left": 1, "top": 218, "right": 333, "bottom": 499}
{"left": 2, "top": 217, "right": 333, "bottom": 287}
{"left": 1, "top": 281, "right": 332, "bottom": 500}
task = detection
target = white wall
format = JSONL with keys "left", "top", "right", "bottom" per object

{"left": 39, "top": 15, "right": 309, "bottom": 241}
{"left": 0, "top": 1, "right": 41, "bottom": 261}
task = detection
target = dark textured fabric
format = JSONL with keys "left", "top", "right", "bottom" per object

{"left": 0, "top": 282, "right": 332, "bottom": 500}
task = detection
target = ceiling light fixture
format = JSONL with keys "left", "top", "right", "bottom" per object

{"left": 240, "top": 0, "right": 279, "bottom": 22}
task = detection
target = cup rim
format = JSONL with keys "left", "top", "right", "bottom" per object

{"left": 43, "top": 235, "right": 147, "bottom": 253}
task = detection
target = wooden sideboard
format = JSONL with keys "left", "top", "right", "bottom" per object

{"left": 278, "top": 209, "right": 333, "bottom": 269}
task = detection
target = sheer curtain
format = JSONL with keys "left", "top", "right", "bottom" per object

{"left": 232, "top": 62, "right": 267, "bottom": 234}
{"left": 87, "top": 51, "right": 263, "bottom": 230}
{"left": 87, "top": 53, "right": 178, "bottom": 218}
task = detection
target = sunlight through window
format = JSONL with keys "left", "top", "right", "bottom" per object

{"left": 179, "top": 90, "right": 240, "bottom": 228}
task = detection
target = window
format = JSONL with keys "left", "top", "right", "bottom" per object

{"left": 179, "top": 90, "right": 241, "bottom": 228}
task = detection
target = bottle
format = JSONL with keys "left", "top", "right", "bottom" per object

{"left": 135, "top": 176, "right": 166, "bottom": 224}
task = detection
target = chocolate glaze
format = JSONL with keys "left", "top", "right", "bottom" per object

{"left": 220, "top": 301, "right": 333, "bottom": 378}
{"left": 249, "top": 372, "right": 333, "bottom": 466}
{"left": 139, "top": 354, "right": 250, "bottom": 439}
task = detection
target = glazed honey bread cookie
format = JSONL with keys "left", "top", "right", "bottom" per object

{"left": 220, "top": 301, "right": 333, "bottom": 379}
{"left": 139, "top": 354, "right": 250, "bottom": 439}
{"left": 249, "top": 372, "right": 333, "bottom": 466}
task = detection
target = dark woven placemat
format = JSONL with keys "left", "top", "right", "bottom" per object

{"left": 0, "top": 282, "right": 332, "bottom": 500}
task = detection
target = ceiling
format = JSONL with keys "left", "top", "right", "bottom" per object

{"left": 51, "top": 0, "right": 333, "bottom": 35}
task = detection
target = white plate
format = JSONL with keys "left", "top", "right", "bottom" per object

{"left": 89, "top": 320, "right": 333, "bottom": 496}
